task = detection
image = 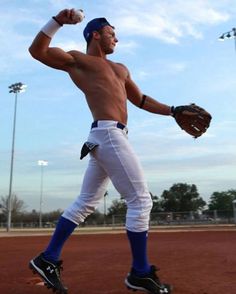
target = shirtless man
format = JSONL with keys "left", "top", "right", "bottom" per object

{"left": 29, "top": 8, "right": 172, "bottom": 294}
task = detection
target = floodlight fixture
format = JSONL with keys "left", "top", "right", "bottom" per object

{"left": 7, "top": 82, "right": 26, "bottom": 232}
{"left": 218, "top": 27, "right": 236, "bottom": 52}
{"left": 218, "top": 34, "right": 225, "bottom": 41}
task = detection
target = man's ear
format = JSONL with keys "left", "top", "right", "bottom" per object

{"left": 92, "top": 31, "right": 101, "bottom": 40}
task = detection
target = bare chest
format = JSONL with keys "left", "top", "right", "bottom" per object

{"left": 69, "top": 54, "right": 128, "bottom": 93}
{"left": 89, "top": 59, "right": 128, "bottom": 81}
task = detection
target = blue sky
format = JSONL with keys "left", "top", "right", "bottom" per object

{"left": 1, "top": 0, "right": 236, "bottom": 213}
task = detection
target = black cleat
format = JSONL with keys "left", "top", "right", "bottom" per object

{"left": 29, "top": 253, "right": 68, "bottom": 294}
{"left": 125, "top": 265, "right": 172, "bottom": 294}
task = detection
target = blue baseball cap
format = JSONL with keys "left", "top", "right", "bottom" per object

{"left": 83, "top": 17, "right": 114, "bottom": 43}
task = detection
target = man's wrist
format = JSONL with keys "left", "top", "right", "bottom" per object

{"left": 170, "top": 106, "right": 175, "bottom": 116}
{"left": 41, "top": 17, "right": 62, "bottom": 38}
{"left": 52, "top": 16, "right": 63, "bottom": 27}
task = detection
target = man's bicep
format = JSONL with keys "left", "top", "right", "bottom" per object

{"left": 29, "top": 32, "right": 75, "bottom": 70}
{"left": 125, "top": 76, "right": 143, "bottom": 106}
{"left": 45, "top": 47, "right": 76, "bottom": 70}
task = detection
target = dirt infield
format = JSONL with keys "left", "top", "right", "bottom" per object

{"left": 0, "top": 229, "right": 235, "bottom": 294}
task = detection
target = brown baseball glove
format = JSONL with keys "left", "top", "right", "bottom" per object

{"left": 171, "top": 103, "right": 212, "bottom": 138}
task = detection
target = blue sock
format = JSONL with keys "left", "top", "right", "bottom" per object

{"left": 43, "top": 216, "right": 77, "bottom": 262}
{"left": 127, "top": 230, "right": 151, "bottom": 276}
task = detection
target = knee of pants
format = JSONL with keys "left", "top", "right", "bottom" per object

{"left": 62, "top": 199, "right": 96, "bottom": 225}
{"left": 126, "top": 197, "right": 153, "bottom": 232}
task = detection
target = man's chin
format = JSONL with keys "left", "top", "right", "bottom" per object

{"left": 106, "top": 48, "right": 115, "bottom": 55}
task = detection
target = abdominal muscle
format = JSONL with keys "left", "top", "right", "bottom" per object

{"left": 68, "top": 58, "right": 129, "bottom": 125}
{"left": 86, "top": 92, "right": 128, "bottom": 124}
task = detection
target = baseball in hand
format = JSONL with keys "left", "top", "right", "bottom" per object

{"left": 72, "top": 9, "right": 85, "bottom": 23}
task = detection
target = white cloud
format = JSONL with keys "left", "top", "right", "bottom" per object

{"left": 133, "top": 70, "right": 150, "bottom": 81}
{"left": 117, "top": 40, "right": 139, "bottom": 54}
{"left": 0, "top": 0, "right": 232, "bottom": 75}
{"left": 158, "top": 61, "right": 187, "bottom": 75}
{"left": 128, "top": 115, "right": 236, "bottom": 163}
{"left": 131, "top": 60, "right": 187, "bottom": 81}
{"left": 111, "top": 0, "right": 231, "bottom": 43}
{"left": 55, "top": 40, "right": 86, "bottom": 52}
{"left": 49, "top": 0, "right": 75, "bottom": 9}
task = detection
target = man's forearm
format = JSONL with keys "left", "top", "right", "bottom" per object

{"left": 28, "top": 17, "right": 62, "bottom": 60}
{"left": 140, "top": 95, "right": 172, "bottom": 116}
{"left": 41, "top": 17, "right": 63, "bottom": 38}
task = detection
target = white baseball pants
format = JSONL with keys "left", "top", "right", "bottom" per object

{"left": 62, "top": 120, "right": 152, "bottom": 232}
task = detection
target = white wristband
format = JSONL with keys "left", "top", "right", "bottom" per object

{"left": 41, "top": 18, "right": 61, "bottom": 38}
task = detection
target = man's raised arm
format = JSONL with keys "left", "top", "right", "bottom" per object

{"left": 29, "top": 9, "right": 84, "bottom": 71}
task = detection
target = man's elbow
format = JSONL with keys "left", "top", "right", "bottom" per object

{"left": 28, "top": 45, "right": 37, "bottom": 59}
{"left": 28, "top": 45, "right": 43, "bottom": 62}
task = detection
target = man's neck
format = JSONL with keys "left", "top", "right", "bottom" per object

{"left": 87, "top": 45, "right": 107, "bottom": 58}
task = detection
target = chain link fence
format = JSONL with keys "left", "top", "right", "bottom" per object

{"left": 1, "top": 209, "right": 235, "bottom": 229}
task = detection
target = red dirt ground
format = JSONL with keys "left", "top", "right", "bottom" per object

{"left": 0, "top": 230, "right": 235, "bottom": 294}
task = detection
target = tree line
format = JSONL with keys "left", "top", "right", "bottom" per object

{"left": 1, "top": 183, "right": 236, "bottom": 224}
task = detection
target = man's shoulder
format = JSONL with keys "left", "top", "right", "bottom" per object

{"left": 67, "top": 50, "right": 86, "bottom": 58}
{"left": 116, "top": 62, "right": 130, "bottom": 77}
{"left": 109, "top": 61, "right": 129, "bottom": 72}
{"left": 67, "top": 50, "right": 96, "bottom": 66}
{"left": 115, "top": 62, "right": 127, "bottom": 69}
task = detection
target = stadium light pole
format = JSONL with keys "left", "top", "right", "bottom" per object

{"left": 7, "top": 82, "right": 27, "bottom": 232}
{"left": 38, "top": 160, "right": 48, "bottom": 228}
{"left": 103, "top": 191, "right": 108, "bottom": 225}
{"left": 218, "top": 27, "right": 236, "bottom": 52}
{"left": 233, "top": 200, "right": 236, "bottom": 224}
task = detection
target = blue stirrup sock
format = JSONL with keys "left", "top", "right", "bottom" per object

{"left": 43, "top": 216, "right": 77, "bottom": 262}
{"left": 126, "top": 230, "right": 151, "bottom": 276}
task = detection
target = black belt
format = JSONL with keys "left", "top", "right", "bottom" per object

{"left": 91, "top": 121, "right": 126, "bottom": 130}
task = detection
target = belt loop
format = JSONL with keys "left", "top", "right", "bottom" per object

{"left": 91, "top": 121, "right": 128, "bottom": 133}
{"left": 117, "top": 122, "right": 128, "bottom": 134}
{"left": 91, "top": 121, "right": 98, "bottom": 129}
